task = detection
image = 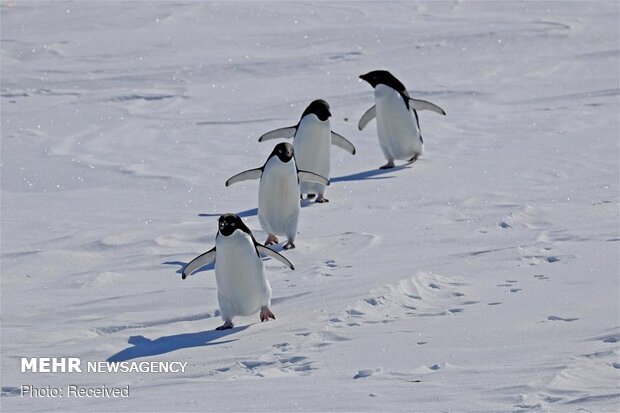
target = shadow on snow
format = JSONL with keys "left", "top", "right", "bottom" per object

{"left": 163, "top": 260, "right": 213, "bottom": 275}
{"left": 197, "top": 199, "right": 317, "bottom": 219}
{"left": 331, "top": 164, "right": 413, "bottom": 183}
{"left": 198, "top": 207, "right": 258, "bottom": 218}
{"left": 107, "top": 325, "right": 249, "bottom": 363}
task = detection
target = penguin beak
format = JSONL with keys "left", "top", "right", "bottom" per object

{"left": 359, "top": 74, "right": 371, "bottom": 85}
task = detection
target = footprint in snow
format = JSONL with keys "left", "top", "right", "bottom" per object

{"left": 547, "top": 315, "right": 579, "bottom": 322}
{"left": 273, "top": 342, "right": 292, "bottom": 352}
{"left": 354, "top": 368, "right": 380, "bottom": 379}
{"left": 346, "top": 309, "right": 365, "bottom": 316}
{"left": 240, "top": 355, "right": 315, "bottom": 377}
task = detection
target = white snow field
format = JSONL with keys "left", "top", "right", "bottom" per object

{"left": 1, "top": 1, "right": 619, "bottom": 412}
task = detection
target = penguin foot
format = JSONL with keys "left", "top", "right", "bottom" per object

{"left": 283, "top": 241, "right": 295, "bottom": 250}
{"left": 216, "top": 320, "right": 234, "bottom": 330}
{"left": 315, "top": 196, "right": 329, "bottom": 203}
{"left": 379, "top": 161, "right": 395, "bottom": 169}
{"left": 306, "top": 194, "right": 316, "bottom": 199}
{"left": 260, "top": 306, "right": 276, "bottom": 322}
{"left": 408, "top": 153, "right": 420, "bottom": 162}
{"left": 265, "top": 234, "right": 279, "bottom": 245}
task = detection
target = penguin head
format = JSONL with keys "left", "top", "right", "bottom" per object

{"left": 269, "top": 142, "right": 294, "bottom": 163}
{"left": 218, "top": 213, "right": 249, "bottom": 237}
{"left": 301, "top": 99, "right": 331, "bottom": 122}
{"left": 360, "top": 70, "right": 406, "bottom": 93}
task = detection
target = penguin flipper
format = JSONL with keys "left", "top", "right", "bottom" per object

{"left": 358, "top": 106, "right": 376, "bottom": 130}
{"left": 225, "top": 168, "right": 263, "bottom": 187}
{"left": 182, "top": 247, "right": 216, "bottom": 279}
{"left": 298, "top": 170, "right": 330, "bottom": 186}
{"left": 408, "top": 98, "right": 446, "bottom": 116}
{"left": 256, "top": 245, "right": 295, "bottom": 270}
{"left": 258, "top": 126, "right": 297, "bottom": 142}
{"left": 330, "top": 131, "right": 356, "bottom": 155}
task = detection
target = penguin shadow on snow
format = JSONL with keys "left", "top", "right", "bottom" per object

{"left": 331, "top": 163, "right": 414, "bottom": 183}
{"left": 107, "top": 325, "right": 249, "bottom": 363}
{"left": 198, "top": 207, "right": 258, "bottom": 218}
{"left": 197, "top": 199, "right": 319, "bottom": 219}
{"left": 163, "top": 260, "right": 214, "bottom": 275}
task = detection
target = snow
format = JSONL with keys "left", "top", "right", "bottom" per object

{"left": 1, "top": 1, "right": 619, "bottom": 412}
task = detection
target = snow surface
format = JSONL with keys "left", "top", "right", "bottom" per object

{"left": 1, "top": 1, "right": 619, "bottom": 412}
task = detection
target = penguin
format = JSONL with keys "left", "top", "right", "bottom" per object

{"left": 182, "top": 213, "right": 294, "bottom": 330}
{"left": 258, "top": 99, "right": 355, "bottom": 203}
{"left": 358, "top": 70, "right": 446, "bottom": 169}
{"left": 225, "top": 142, "right": 329, "bottom": 250}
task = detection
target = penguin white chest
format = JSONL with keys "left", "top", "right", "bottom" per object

{"left": 294, "top": 115, "right": 331, "bottom": 193}
{"left": 258, "top": 157, "right": 300, "bottom": 238}
{"left": 214, "top": 231, "right": 271, "bottom": 318}
{"left": 375, "top": 84, "right": 422, "bottom": 160}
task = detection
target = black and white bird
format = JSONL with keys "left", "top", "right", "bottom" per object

{"left": 359, "top": 70, "right": 446, "bottom": 169}
{"left": 182, "top": 213, "right": 294, "bottom": 330}
{"left": 258, "top": 99, "right": 355, "bottom": 203}
{"left": 225, "top": 142, "right": 328, "bottom": 249}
